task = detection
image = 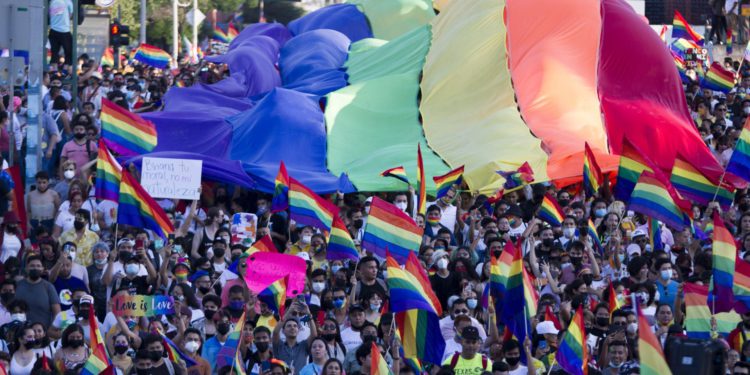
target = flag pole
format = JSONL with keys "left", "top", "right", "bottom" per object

{"left": 710, "top": 168, "right": 728, "bottom": 203}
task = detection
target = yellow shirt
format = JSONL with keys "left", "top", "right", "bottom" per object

{"left": 257, "top": 314, "right": 277, "bottom": 330}
{"left": 441, "top": 353, "right": 492, "bottom": 374}
{"left": 59, "top": 228, "right": 100, "bottom": 267}
{"left": 288, "top": 242, "right": 310, "bottom": 256}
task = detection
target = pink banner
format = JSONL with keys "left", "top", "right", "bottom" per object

{"left": 244, "top": 252, "right": 307, "bottom": 297}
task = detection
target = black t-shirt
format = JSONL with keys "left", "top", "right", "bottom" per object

{"left": 0, "top": 177, "right": 11, "bottom": 218}
{"left": 355, "top": 279, "right": 388, "bottom": 302}
{"left": 430, "top": 272, "right": 460, "bottom": 312}
{"left": 110, "top": 275, "right": 151, "bottom": 297}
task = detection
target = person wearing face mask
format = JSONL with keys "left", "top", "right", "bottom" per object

{"left": 289, "top": 226, "right": 315, "bottom": 256}
{"left": 59, "top": 208, "right": 99, "bottom": 267}
{"left": 210, "top": 238, "right": 229, "bottom": 274}
{"left": 0, "top": 280, "right": 14, "bottom": 326}
{"left": 362, "top": 290, "right": 385, "bottom": 323}
{"left": 439, "top": 298, "right": 487, "bottom": 342}
{"left": 424, "top": 206, "right": 456, "bottom": 244}
{"left": 53, "top": 324, "right": 90, "bottom": 372}
{"left": 247, "top": 326, "right": 275, "bottom": 373}
{"left": 142, "top": 333, "right": 187, "bottom": 374}
{"left": 430, "top": 250, "right": 460, "bottom": 312}
{"left": 60, "top": 122, "right": 97, "bottom": 178}
{"left": 600, "top": 340, "right": 633, "bottom": 375}
{"left": 15, "top": 256, "right": 61, "bottom": 327}
{"left": 0, "top": 212, "right": 23, "bottom": 264}
{"left": 427, "top": 187, "right": 458, "bottom": 233}
{"left": 10, "top": 326, "right": 39, "bottom": 374}
{"left": 310, "top": 234, "right": 330, "bottom": 271}
{"left": 111, "top": 332, "right": 133, "bottom": 373}
{"left": 191, "top": 207, "right": 221, "bottom": 260}
{"left": 654, "top": 258, "right": 679, "bottom": 308}
{"left": 182, "top": 328, "right": 211, "bottom": 375}
{"left": 309, "top": 269, "right": 328, "bottom": 307}
{"left": 54, "top": 160, "right": 78, "bottom": 204}
{"left": 27, "top": 171, "right": 61, "bottom": 238}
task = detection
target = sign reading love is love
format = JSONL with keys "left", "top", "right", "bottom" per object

{"left": 112, "top": 295, "right": 175, "bottom": 317}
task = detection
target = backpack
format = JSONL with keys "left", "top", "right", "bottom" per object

{"left": 448, "top": 352, "right": 488, "bottom": 370}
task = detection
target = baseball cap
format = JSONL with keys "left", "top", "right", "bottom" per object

{"left": 536, "top": 321, "right": 559, "bottom": 335}
{"left": 79, "top": 295, "right": 94, "bottom": 306}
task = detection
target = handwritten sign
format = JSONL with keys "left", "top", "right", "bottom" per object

{"left": 112, "top": 295, "right": 175, "bottom": 317}
{"left": 244, "top": 252, "right": 306, "bottom": 297}
{"left": 231, "top": 213, "right": 257, "bottom": 246}
{"left": 140, "top": 157, "right": 202, "bottom": 200}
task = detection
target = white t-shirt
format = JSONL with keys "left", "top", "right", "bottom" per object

{"left": 340, "top": 327, "right": 362, "bottom": 353}
{"left": 97, "top": 200, "right": 118, "bottom": 228}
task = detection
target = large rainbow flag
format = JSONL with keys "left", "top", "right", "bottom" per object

{"left": 629, "top": 171, "right": 690, "bottom": 231}
{"left": 711, "top": 212, "right": 736, "bottom": 313}
{"left": 638, "top": 306, "right": 673, "bottom": 375}
{"left": 556, "top": 306, "right": 588, "bottom": 375}
{"left": 395, "top": 309, "right": 445, "bottom": 366}
{"left": 117, "top": 170, "right": 174, "bottom": 239}
{"left": 362, "top": 197, "right": 423, "bottom": 262}
{"left": 672, "top": 10, "right": 704, "bottom": 46}
{"left": 735, "top": 259, "right": 750, "bottom": 314}
{"left": 95, "top": 140, "right": 122, "bottom": 202}
{"left": 100, "top": 98, "right": 157, "bottom": 157}
{"left": 614, "top": 138, "right": 654, "bottom": 201}
{"left": 670, "top": 156, "right": 735, "bottom": 209}
{"left": 134, "top": 43, "right": 171, "bottom": 69}
{"left": 500, "top": 240, "right": 533, "bottom": 362}
{"left": 386, "top": 252, "right": 442, "bottom": 315}
{"left": 328, "top": 215, "right": 360, "bottom": 261}
{"left": 728, "top": 117, "right": 750, "bottom": 183}
{"left": 289, "top": 177, "right": 337, "bottom": 233}
{"left": 685, "top": 282, "right": 741, "bottom": 339}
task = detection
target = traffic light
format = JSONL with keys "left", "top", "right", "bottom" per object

{"left": 109, "top": 21, "right": 130, "bottom": 47}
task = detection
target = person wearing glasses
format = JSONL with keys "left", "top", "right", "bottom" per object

{"left": 438, "top": 298, "right": 487, "bottom": 342}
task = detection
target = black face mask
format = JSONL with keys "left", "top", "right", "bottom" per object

{"left": 74, "top": 133, "right": 86, "bottom": 140}
{"left": 0, "top": 292, "right": 13, "bottom": 304}
{"left": 542, "top": 238, "right": 554, "bottom": 248}
{"left": 114, "top": 344, "right": 129, "bottom": 354}
{"left": 558, "top": 199, "right": 570, "bottom": 207}
{"left": 148, "top": 350, "right": 163, "bottom": 361}
{"left": 74, "top": 221, "right": 85, "bottom": 231}
{"left": 198, "top": 286, "right": 211, "bottom": 295}
{"left": 69, "top": 339, "right": 84, "bottom": 348}
{"left": 213, "top": 249, "right": 225, "bottom": 258}
{"left": 119, "top": 251, "right": 131, "bottom": 262}
{"left": 322, "top": 333, "right": 337, "bottom": 342}
{"left": 136, "top": 369, "right": 151, "bottom": 375}
{"left": 570, "top": 256, "right": 583, "bottom": 266}
{"left": 204, "top": 310, "right": 216, "bottom": 320}
{"left": 5, "top": 225, "right": 16, "bottom": 233}
{"left": 353, "top": 219, "right": 364, "bottom": 229}
{"left": 77, "top": 308, "right": 90, "bottom": 319}
{"left": 596, "top": 317, "right": 610, "bottom": 327}
{"left": 506, "top": 356, "right": 520, "bottom": 366}
{"left": 255, "top": 342, "right": 269, "bottom": 352}
{"left": 582, "top": 274, "right": 594, "bottom": 286}
{"left": 27, "top": 269, "right": 42, "bottom": 281}
{"left": 217, "top": 322, "right": 231, "bottom": 335}
{"left": 25, "top": 339, "right": 38, "bottom": 348}
{"left": 362, "top": 335, "right": 377, "bottom": 343}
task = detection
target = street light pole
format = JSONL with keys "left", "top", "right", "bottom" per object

{"left": 192, "top": 0, "right": 197, "bottom": 61}
{"left": 140, "top": 0, "right": 146, "bottom": 43}
{"left": 172, "top": 0, "right": 178, "bottom": 61}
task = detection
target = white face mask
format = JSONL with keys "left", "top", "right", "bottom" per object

{"left": 301, "top": 235, "right": 312, "bottom": 244}
{"left": 64, "top": 170, "right": 75, "bottom": 180}
{"left": 125, "top": 264, "right": 139, "bottom": 276}
{"left": 10, "top": 313, "right": 25, "bottom": 322}
{"left": 562, "top": 227, "right": 576, "bottom": 238}
{"left": 395, "top": 201, "right": 408, "bottom": 211}
{"left": 467, "top": 298, "right": 478, "bottom": 309}
{"left": 626, "top": 322, "right": 638, "bottom": 334}
{"left": 312, "top": 282, "right": 326, "bottom": 293}
{"left": 437, "top": 258, "right": 449, "bottom": 270}
{"left": 184, "top": 340, "right": 200, "bottom": 353}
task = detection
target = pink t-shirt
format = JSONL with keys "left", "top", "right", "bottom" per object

{"left": 61, "top": 139, "right": 97, "bottom": 175}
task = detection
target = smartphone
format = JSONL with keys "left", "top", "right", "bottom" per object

{"left": 168, "top": 234, "right": 175, "bottom": 246}
{"left": 174, "top": 244, "right": 183, "bottom": 254}
{"left": 135, "top": 239, "right": 144, "bottom": 249}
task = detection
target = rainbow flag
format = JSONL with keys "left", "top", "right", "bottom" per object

{"left": 488, "top": 254, "right": 506, "bottom": 318}
{"left": 81, "top": 306, "right": 114, "bottom": 375}
{"left": 117, "top": 170, "right": 175, "bottom": 239}
{"left": 381, "top": 166, "right": 410, "bottom": 185}
{"left": 233, "top": 343, "right": 247, "bottom": 375}
{"left": 216, "top": 311, "right": 245, "bottom": 370}
{"left": 395, "top": 309, "right": 445, "bottom": 366}
{"left": 727, "top": 117, "right": 750, "bottom": 183}
{"left": 432, "top": 165, "right": 464, "bottom": 199}
{"left": 386, "top": 252, "right": 442, "bottom": 315}
{"left": 670, "top": 156, "right": 735, "bottom": 209}
{"left": 100, "top": 98, "right": 158, "bottom": 157}
{"left": 672, "top": 10, "right": 704, "bottom": 46}
{"left": 711, "top": 212, "right": 737, "bottom": 313}
{"left": 522, "top": 261, "right": 538, "bottom": 319}
{"left": 271, "top": 161, "right": 290, "bottom": 213}
{"left": 583, "top": 142, "right": 603, "bottom": 197}
{"left": 648, "top": 218, "right": 664, "bottom": 251}
{"left": 95, "top": 140, "right": 122, "bottom": 202}
{"left": 416, "top": 144, "right": 426, "bottom": 215}
{"left": 289, "top": 177, "right": 337, "bottom": 234}
{"left": 258, "top": 276, "right": 288, "bottom": 316}
{"left": 497, "top": 162, "right": 535, "bottom": 190}
{"left": 246, "top": 234, "right": 275, "bottom": 254}
{"left": 586, "top": 218, "right": 602, "bottom": 252}
{"left": 685, "top": 282, "right": 713, "bottom": 339}
{"left": 638, "top": 306, "right": 673, "bottom": 375}
{"left": 702, "top": 62, "right": 735, "bottom": 93}
{"left": 500, "top": 240, "right": 533, "bottom": 363}
{"left": 362, "top": 197, "right": 423, "bottom": 262}
{"left": 727, "top": 28, "right": 734, "bottom": 54}
{"left": 608, "top": 283, "right": 621, "bottom": 317}
{"left": 671, "top": 37, "right": 701, "bottom": 55}
{"left": 134, "top": 43, "right": 171, "bottom": 69}
{"left": 101, "top": 47, "right": 114, "bottom": 67}
{"left": 213, "top": 26, "right": 230, "bottom": 43}
{"left": 629, "top": 171, "right": 690, "bottom": 231}
{"left": 371, "top": 342, "right": 393, "bottom": 375}
{"left": 735, "top": 259, "right": 750, "bottom": 314}
{"left": 659, "top": 25, "right": 668, "bottom": 43}
{"left": 537, "top": 193, "right": 565, "bottom": 226}
{"left": 228, "top": 22, "right": 239, "bottom": 40}
{"left": 328, "top": 215, "right": 360, "bottom": 261}
{"left": 158, "top": 330, "right": 197, "bottom": 367}
{"left": 544, "top": 305, "right": 562, "bottom": 330}
{"left": 615, "top": 138, "right": 655, "bottom": 201}
{"left": 556, "top": 306, "right": 588, "bottom": 375}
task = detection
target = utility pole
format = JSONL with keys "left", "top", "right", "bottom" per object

{"left": 192, "top": 0, "right": 197, "bottom": 61}
{"left": 172, "top": 0, "right": 178, "bottom": 61}
{"left": 140, "top": 0, "right": 146, "bottom": 43}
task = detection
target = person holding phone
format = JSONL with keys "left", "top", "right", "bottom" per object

{"left": 272, "top": 300, "right": 318, "bottom": 372}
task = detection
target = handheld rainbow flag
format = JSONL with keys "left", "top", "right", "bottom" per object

{"left": 81, "top": 305, "right": 114, "bottom": 375}
{"left": 608, "top": 283, "right": 621, "bottom": 317}
{"left": 371, "top": 341, "right": 393, "bottom": 375}
{"left": 638, "top": 306, "right": 673, "bottom": 375}
{"left": 158, "top": 329, "right": 197, "bottom": 367}
{"left": 134, "top": 43, "right": 171, "bottom": 69}
{"left": 100, "top": 98, "right": 158, "bottom": 157}
{"left": 684, "top": 283, "right": 740, "bottom": 340}
{"left": 362, "top": 197, "right": 423, "bottom": 263}
{"left": 727, "top": 117, "right": 750, "bottom": 183}
{"left": 497, "top": 162, "right": 535, "bottom": 190}
{"left": 245, "top": 234, "right": 275, "bottom": 254}
{"left": 395, "top": 309, "right": 445, "bottom": 366}
{"left": 95, "top": 139, "right": 122, "bottom": 202}
{"left": 381, "top": 166, "right": 410, "bottom": 185}
{"left": 544, "top": 305, "right": 562, "bottom": 330}
{"left": 328, "top": 215, "right": 360, "bottom": 261}
{"left": 629, "top": 171, "right": 691, "bottom": 231}
{"left": 701, "top": 62, "right": 736, "bottom": 93}
{"left": 614, "top": 138, "right": 655, "bottom": 201}
{"left": 432, "top": 165, "right": 464, "bottom": 199}
{"left": 659, "top": 25, "right": 668, "bottom": 44}
{"left": 213, "top": 26, "right": 230, "bottom": 43}
{"left": 647, "top": 218, "right": 663, "bottom": 251}
{"left": 228, "top": 22, "right": 239, "bottom": 40}
{"left": 672, "top": 10, "right": 704, "bottom": 46}
{"left": 417, "top": 144, "right": 426, "bottom": 216}
{"left": 216, "top": 311, "right": 246, "bottom": 370}
{"left": 233, "top": 342, "right": 247, "bottom": 375}
{"left": 500, "top": 240, "right": 533, "bottom": 363}
{"left": 671, "top": 37, "right": 701, "bottom": 56}
{"left": 672, "top": 52, "right": 692, "bottom": 84}
{"left": 670, "top": 155, "right": 735, "bottom": 209}
{"left": 271, "top": 161, "right": 290, "bottom": 213}
{"left": 583, "top": 142, "right": 603, "bottom": 197}
{"left": 735, "top": 259, "right": 750, "bottom": 313}
{"left": 117, "top": 170, "right": 175, "bottom": 239}
{"left": 586, "top": 218, "right": 602, "bottom": 252}
{"left": 727, "top": 28, "right": 734, "bottom": 54}
{"left": 258, "top": 276, "right": 289, "bottom": 316}
{"left": 537, "top": 193, "right": 565, "bottom": 227}
{"left": 556, "top": 306, "right": 588, "bottom": 375}
{"left": 101, "top": 47, "right": 114, "bottom": 67}
{"left": 289, "top": 177, "right": 337, "bottom": 234}
{"left": 387, "top": 251, "right": 442, "bottom": 315}
{"left": 711, "top": 211, "right": 737, "bottom": 313}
